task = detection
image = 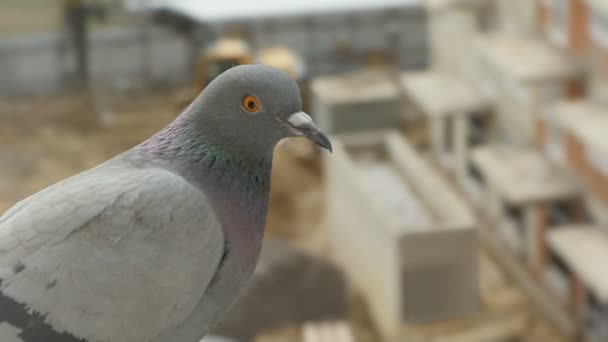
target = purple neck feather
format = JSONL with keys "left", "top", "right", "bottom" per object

{"left": 136, "top": 115, "right": 274, "bottom": 271}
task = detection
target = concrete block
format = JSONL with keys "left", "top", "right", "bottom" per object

{"left": 310, "top": 69, "right": 402, "bottom": 134}
{"left": 325, "top": 130, "right": 479, "bottom": 341}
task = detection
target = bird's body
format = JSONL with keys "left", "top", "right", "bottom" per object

{"left": 0, "top": 65, "right": 331, "bottom": 342}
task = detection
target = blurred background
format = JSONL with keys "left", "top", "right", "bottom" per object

{"left": 1, "top": 1, "right": 608, "bottom": 341}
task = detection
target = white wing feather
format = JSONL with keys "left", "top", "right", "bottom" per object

{"left": 0, "top": 165, "right": 224, "bottom": 342}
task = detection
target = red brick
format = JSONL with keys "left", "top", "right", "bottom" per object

{"left": 565, "top": 79, "right": 586, "bottom": 99}
{"left": 569, "top": 0, "right": 591, "bottom": 57}
{"left": 537, "top": 117, "right": 548, "bottom": 148}
{"left": 538, "top": 1, "right": 550, "bottom": 32}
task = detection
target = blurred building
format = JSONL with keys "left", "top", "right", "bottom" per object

{"left": 406, "top": 0, "right": 608, "bottom": 340}
{"left": 290, "top": 0, "right": 608, "bottom": 341}
{"left": 310, "top": 68, "right": 404, "bottom": 134}
{"left": 6, "top": 1, "right": 608, "bottom": 341}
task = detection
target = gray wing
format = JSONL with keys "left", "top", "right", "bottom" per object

{"left": 0, "top": 165, "right": 225, "bottom": 342}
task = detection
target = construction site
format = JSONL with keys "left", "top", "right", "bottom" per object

{"left": 1, "top": 1, "right": 608, "bottom": 342}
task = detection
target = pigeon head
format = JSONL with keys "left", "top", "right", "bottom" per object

{"left": 188, "top": 64, "right": 332, "bottom": 159}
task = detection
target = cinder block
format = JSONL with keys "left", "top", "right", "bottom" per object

{"left": 325, "top": 130, "right": 479, "bottom": 341}
{"left": 310, "top": 70, "right": 402, "bottom": 134}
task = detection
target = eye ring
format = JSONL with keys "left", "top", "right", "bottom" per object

{"left": 242, "top": 95, "right": 260, "bottom": 113}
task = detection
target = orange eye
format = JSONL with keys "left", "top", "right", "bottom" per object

{"left": 242, "top": 95, "right": 260, "bottom": 113}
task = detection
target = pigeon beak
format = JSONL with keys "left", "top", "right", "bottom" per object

{"left": 286, "top": 111, "right": 332, "bottom": 153}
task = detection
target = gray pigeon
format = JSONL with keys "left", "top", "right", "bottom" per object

{"left": 0, "top": 65, "right": 332, "bottom": 342}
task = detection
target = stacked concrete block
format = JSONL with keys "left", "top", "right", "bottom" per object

{"left": 469, "top": 144, "right": 580, "bottom": 272}
{"left": 538, "top": 40, "right": 608, "bottom": 342}
{"left": 310, "top": 69, "right": 402, "bottom": 134}
{"left": 473, "top": 33, "right": 582, "bottom": 146}
{"left": 400, "top": 71, "right": 491, "bottom": 185}
{"left": 326, "top": 130, "right": 478, "bottom": 341}
{"left": 451, "top": 1, "right": 608, "bottom": 341}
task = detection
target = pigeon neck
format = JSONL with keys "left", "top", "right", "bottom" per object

{"left": 178, "top": 137, "right": 272, "bottom": 272}
{"left": 142, "top": 116, "right": 274, "bottom": 199}
{"left": 140, "top": 118, "right": 273, "bottom": 266}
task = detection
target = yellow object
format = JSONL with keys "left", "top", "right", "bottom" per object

{"left": 194, "top": 38, "right": 305, "bottom": 94}
{"left": 258, "top": 46, "right": 304, "bottom": 80}
{"left": 194, "top": 38, "right": 253, "bottom": 94}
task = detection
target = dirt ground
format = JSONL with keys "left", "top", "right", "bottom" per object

{"left": 0, "top": 91, "right": 567, "bottom": 342}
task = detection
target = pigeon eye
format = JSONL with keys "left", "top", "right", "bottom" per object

{"left": 242, "top": 95, "right": 260, "bottom": 113}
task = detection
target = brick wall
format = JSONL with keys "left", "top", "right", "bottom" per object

{"left": 538, "top": 0, "right": 549, "bottom": 32}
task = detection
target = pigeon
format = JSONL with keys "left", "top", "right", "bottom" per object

{"left": 0, "top": 64, "right": 332, "bottom": 342}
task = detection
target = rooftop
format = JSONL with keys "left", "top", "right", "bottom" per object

{"left": 548, "top": 225, "right": 608, "bottom": 302}
{"left": 400, "top": 71, "right": 488, "bottom": 116}
{"left": 475, "top": 33, "right": 579, "bottom": 83}
{"left": 471, "top": 144, "right": 580, "bottom": 205}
